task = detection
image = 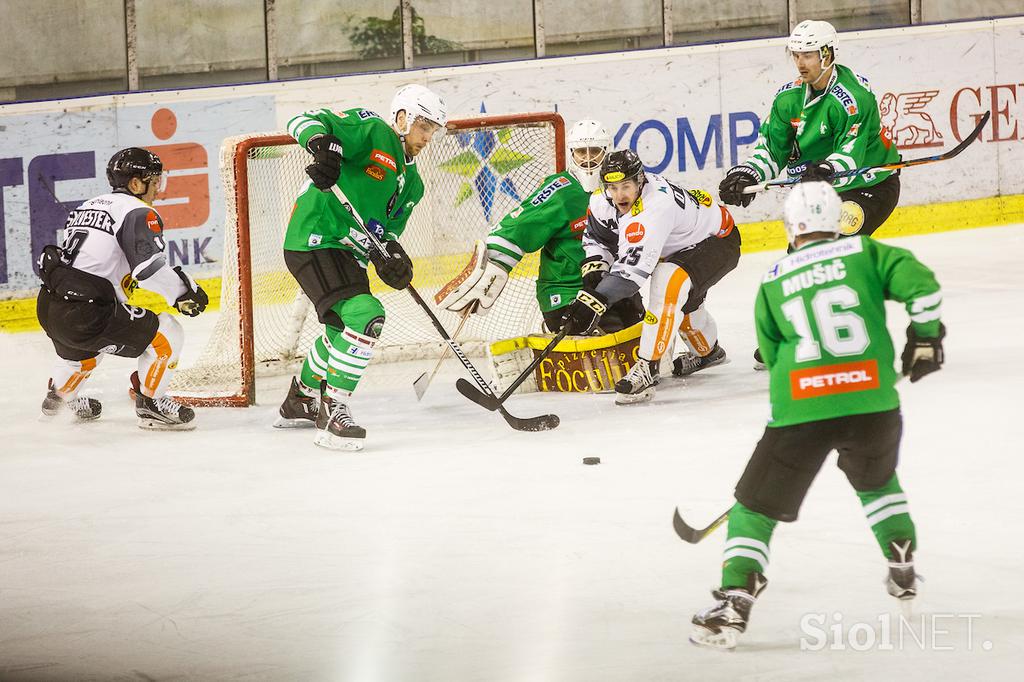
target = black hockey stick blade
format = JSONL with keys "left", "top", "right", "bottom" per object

{"left": 456, "top": 377, "right": 560, "bottom": 431}
{"left": 672, "top": 507, "right": 729, "bottom": 544}
{"left": 456, "top": 377, "right": 500, "bottom": 411}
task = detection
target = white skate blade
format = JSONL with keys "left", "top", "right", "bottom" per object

{"left": 137, "top": 417, "right": 196, "bottom": 431}
{"left": 273, "top": 415, "right": 317, "bottom": 429}
{"left": 314, "top": 429, "right": 365, "bottom": 451}
{"left": 615, "top": 387, "right": 655, "bottom": 405}
{"left": 689, "top": 625, "right": 740, "bottom": 650}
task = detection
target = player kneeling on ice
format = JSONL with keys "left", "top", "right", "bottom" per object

{"left": 276, "top": 84, "right": 446, "bottom": 450}
{"left": 36, "top": 148, "right": 208, "bottom": 430}
{"left": 690, "top": 182, "right": 945, "bottom": 650}
{"left": 564, "top": 149, "right": 740, "bottom": 404}
{"left": 437, "top": 119, "right": 643, "bottom": 333}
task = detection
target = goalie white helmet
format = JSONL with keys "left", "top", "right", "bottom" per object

{"left": 783, "top": 181, "right": 842, "bottom": 245}
{"left": 390, "top": 84, "right": 448, "bottom": 136}
{"left": 787, "top": 20, "right": 837, "bottom": 68}
{"left": 566, "top": 119, "right": 611, "bottom": 192}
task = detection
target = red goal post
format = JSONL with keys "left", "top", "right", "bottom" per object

{"left": 171, "top": 112, "right": 566, "bottom": 406}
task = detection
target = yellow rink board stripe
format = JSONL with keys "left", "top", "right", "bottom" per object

{"left": 3, "top": 193, "right": 1023, "bottom": 334}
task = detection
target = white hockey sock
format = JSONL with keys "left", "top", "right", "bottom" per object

{"left": 50, "top": 355, "right": 103, "bottom": 398}
{"left": 678, "top": 304, "right": 719, "bottom": 357}
{"left": 640, "top": 262, "right": 693, "bottom": 361}
{"left": 137, "top": 312, "right": 183, "bottom": 398}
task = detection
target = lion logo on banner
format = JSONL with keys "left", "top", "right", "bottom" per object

{"left": 879, "top": 91, "right": 944, "bottom": 149}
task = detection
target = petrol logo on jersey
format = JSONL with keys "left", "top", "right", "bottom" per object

{"left": 120, "top": 274, "right": 139, "bottom": 297}
{"left": 790, "top": 359, "right": 880, "bottom": 400}
{"left": 570, "top": 215, "right": 587, "bottom": 234}
{"left": 687, "top": 189, "right": 713, "bottom": 207}
{"left": 530, "top": 176, "right": 571, "bottom": 207}
{"left": 644, "top": 311, "right": 658, "bottom": 325}
{"left": 630, "top": 198, "right": 644, "bottom": 216}
{"left": 364, "top": 165, "right": 385, "bottom": 181}
{"left": 371, "top": 149, "right": 397, "bottom": 172}
{"left": 624, "top": 222, "right": 645, "bottom": 244}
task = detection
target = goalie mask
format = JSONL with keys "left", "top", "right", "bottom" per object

{"left": 567, "top": 119, "right": 611, "bottom": 193}
{"left": 390, "top": 84, "right": 448, "bottom": 136}
{"left": 783, "top": 181, "right": 842, "bottom": 245}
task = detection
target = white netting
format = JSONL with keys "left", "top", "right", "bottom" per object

{"left": 171, "top": 115, "right": 563, "bottom": 403}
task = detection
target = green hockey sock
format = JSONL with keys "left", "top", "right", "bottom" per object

{"left": 857, "top": 474, "right": 916, "bottom": 559}
{"left": 299, "top": 334, "right": 330, "bottom": 394}
{"left": 721, "top": 502, "right": 777, "bottom": 588}
{"left": 323, "top": 325, "right": 376, "bottom": 396}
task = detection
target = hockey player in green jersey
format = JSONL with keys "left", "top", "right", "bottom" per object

{"left": 719, "top": 20, "right": 902, "bottom": 238}
{"left": 275, "top": 84, "right": 447, "bottom": 450}
{"left": 690, "top": 182, "right": 946, "bottom": 650}
{"left": 438, "top": 119, "right": 642, "bottom": 333}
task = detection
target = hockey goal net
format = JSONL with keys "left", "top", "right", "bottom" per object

{"left": 171, "top": 112, "right": 565, "bottom": 405}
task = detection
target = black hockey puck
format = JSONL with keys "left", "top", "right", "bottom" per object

{"left": 582, "top": 457, "right": 601, "bottom": 465}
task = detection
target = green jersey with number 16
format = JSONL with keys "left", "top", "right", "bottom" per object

{"left": 755, "top": 236, "right": 941, "bottom": 427}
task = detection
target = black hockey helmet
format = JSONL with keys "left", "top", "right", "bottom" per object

{"left": 600, "top": 149, "right": 645, "bottom": 187}
{"left": 106, "top": 147, "right": 163, "bottom": 191}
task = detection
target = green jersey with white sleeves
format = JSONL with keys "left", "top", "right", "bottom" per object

{"left": 485, "top": 171, "right": 590, "bottom": 313}
{"left": 743, "top": 64, "right": 901, "bottom": 192}
{"left": 755, "top": 236, "right": 941, "bottom": 427}
{"left": 283, "top": 107, "right": 423, "bottom": 266}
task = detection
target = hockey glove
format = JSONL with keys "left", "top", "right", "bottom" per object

{"left": 718, "top": 165, "right": 760, "bottom": 207}
{"left": 305, "top": 134, "right": 343, "bottom": 190}
{"left": 580, "top": 256, "right": 610, "bottom": 290}
{"left": 801, "top": 160, "right": 836, "bottom": 183}
{"left": 371, "top": 240, "right": 414, "bottom": 290}
{"left": 901, "top": 323, "right": 945, "bottom": 383}
{"left": 172, "top": 266, "right": 208, "bottom": 316}
{"left": 563, "top": 289, "right": 608, "bottom": 335}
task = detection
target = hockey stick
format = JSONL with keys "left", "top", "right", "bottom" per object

{"left": 327, "top": 184, "right": 559, "bottom": 432}
{"left": 456, "top": 326, "right": 570, "bottom": 411}
{"left": 672, "top": 507, "right": 730, "bottom": 544}
{"left": 412, "top": 306, "right": 472, "bottom": 401}
{"left": 742, "top": 110, "right": 992, "bottom": 193}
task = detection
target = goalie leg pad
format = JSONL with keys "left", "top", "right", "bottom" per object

{"left": 436, "top": 241, "right": 509, "bottom": 316}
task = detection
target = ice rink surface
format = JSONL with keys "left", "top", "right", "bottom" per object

{"left": 2, "top": 225, "right": 1022, "bottom": 681}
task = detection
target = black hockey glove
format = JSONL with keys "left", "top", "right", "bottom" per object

{"left": 305, "top": 134, "right": 343, "bottom": 190}
{"left": 901, "top": 323, "right": 945, "bottom": 383}
{"left": 172, "top": 266, "right": 208, "bottom": 317}
{"left": 580, "top": 256, "right": 609, "bottom": 290}
{"left": 718, "top": 165, "right": 759, "bottom": 207}
{"left": 371, "top": 240, "right": 414, "bottom": 290}
{"left": 801, "top": 160, "right": 836, "bottom": 183}
{"left": 563, "top": 289, "right": 608, "bottom": 336}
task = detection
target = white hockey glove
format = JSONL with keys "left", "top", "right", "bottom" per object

{"left": 435, "top": 240, "right": 509, "bottom": 316}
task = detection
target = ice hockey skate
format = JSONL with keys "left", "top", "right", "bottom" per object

{"left": 136, "top": 393, "right": 196, "bottom": 431}
{"left": 314, "top": 390, "right": 366, "bottom": 451}
{"left": 886, "top": 539, "right": 917, "bottom": 600}
{"left": 690, "top": 573, "right": 768, "bottom": 650}
{"left": 40, "top": 380, "right": 102, "bottom": 421}
{"left": 752, "top": 348, "right": 767, "bottom": 371}
{"left": 672, "top": 343, "right": 728, "bottom": 377}
{"left": 614, "top": 359, "right": 660, "bottom": 404}
{"left": 274, "top": 377, "right": 320, "bottom": 428}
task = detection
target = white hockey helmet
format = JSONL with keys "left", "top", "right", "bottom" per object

{"left": 783, "top": 181, "right": 842, "bottom": 245}
{"left": 390, "top": 84, "right": 448, "bottom": 136}
{"left": 566, "top": 119, "right": 611, "bottom": 192}
{"left": 787, "top": 20, "right": 838, "bottom": 68}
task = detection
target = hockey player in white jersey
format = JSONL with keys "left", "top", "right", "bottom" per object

{"left": 563, "top": 150, "right": 741, "bottom": 404}
{"left": 35, "top": 147, "right": 209, "bottom": 429}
